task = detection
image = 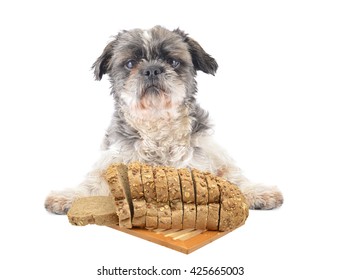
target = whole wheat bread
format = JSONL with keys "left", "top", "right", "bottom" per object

{"left": 70, "top": 163, "right": 249, "bottom": 233}
{"left": 67, "top": 196, "right": 118, "bottom": 226}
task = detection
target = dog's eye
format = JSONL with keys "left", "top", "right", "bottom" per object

{"left": 167, "top": 58, "right": 180, "bottom": 68}
{"left": 125, "top": 59, "right": 137, "bottom": 70}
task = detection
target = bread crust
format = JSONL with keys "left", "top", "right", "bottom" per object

{"left": 217, "top": 178, "right": 249, "bottom": 231}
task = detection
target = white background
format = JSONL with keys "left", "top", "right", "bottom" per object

{"left": 1, "top": 0, "right": 339, "bottom": 279}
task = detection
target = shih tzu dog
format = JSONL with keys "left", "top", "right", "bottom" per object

{"left": 45, "top": 26, "right": 283, "bottom": 214}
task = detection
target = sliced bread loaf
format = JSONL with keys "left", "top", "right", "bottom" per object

{"left": 69, "top": 163, "right": 250, "bottom": 234}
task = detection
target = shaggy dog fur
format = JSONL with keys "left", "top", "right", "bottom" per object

{"left": 45, "top": 26, "right": 283, "bottom": 214}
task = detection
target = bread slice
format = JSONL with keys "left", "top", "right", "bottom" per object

{"left": 191, "top": 169, "right": 208, "bottom": 230}
{"left": 192, "top": 169, "right": 208, "bottom": 204}
{"left": 179, "top": 168, "right": 195, "bottom": 203}
{"left": 205, "top": 172, "right": 221, "bottom": 230}
{"left": 141, "top": 164, "right": 158, "bottom": 229}
{"left": 157, "top": 204, "right": 171, "bottom": 229}
{"left": 141, "top": 163, "right": 156, "bottom": 201}
{"left": 205, "top": 171, "right": 220, "bottom": 203}
{"left": 169, "top": 201, "right": 183, "bottom": 229}
{"left": 128, "top": 162, "right": 144, "bottom": 199}
{"left": 165, "top": 166, "right": 182, "bottom": 201}
{"left": 154, "top": 166, "right": 171, "bottom": 229}
{"left": 196, "top": 205, "right": 208, "bottom": 230}
{"left": 105, "top": 164, "right": 133, "bottom": 228}
{"left": 206, "top": 203, "right": 219, "bottom": 230}
{"left": 178, "top": 168, "right": 196, "bottom": 229}
{"left": 67, "top": 196, "right": 118, "bottom": 226}
{"left": 154, "top": 166, "right": 168, "bottom": 203}
{"left": 127, "top": 162, "right": 146, "bottom": 228}
{"left": 163, "top": 166, "right": 183, "bottom": 229}
{"left": 217, "top": 177, "right": 249, "bottom": 231}
{"left": 130, "top": 200, "right": 146, "bottom": 227}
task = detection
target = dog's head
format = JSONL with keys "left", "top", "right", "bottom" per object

{"left": 93, "top": 26, "right": 217, "bottom": 115}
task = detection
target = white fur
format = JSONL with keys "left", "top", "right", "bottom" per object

{"left": 142, "top": 30, "right": 152, "bottom": 58}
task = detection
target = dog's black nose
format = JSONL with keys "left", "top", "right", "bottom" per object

{"left": 143, "top": 66, "right": 164, "bottom": 78}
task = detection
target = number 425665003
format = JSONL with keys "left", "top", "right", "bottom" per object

{"left": 190, "top": 267, "right": 244, "bottom": 276}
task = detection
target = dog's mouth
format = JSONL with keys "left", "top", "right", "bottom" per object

{"left": 141, "top": 84, "right": 166, "bottom": 97}
{"left": 136, "top": 83, "right": 172, "bottom": 110}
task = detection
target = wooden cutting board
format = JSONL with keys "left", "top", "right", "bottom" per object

{"left": 67, "top": 196, "right": 248, "bottom": 254}
{"left": 105, "top": 223, "right": 240, "bottom": 254}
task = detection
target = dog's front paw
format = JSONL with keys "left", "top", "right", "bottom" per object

{"left": 242, "top": 184, "right": 284, "bottom": 210}
{"left": 253, "top": 188, "right": 283, "bottom": 210}
{"left": 44, "top": 192, "right": 75, "bottom": 215}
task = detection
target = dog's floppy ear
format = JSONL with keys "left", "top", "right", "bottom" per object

{"left": 173, "top": 28, "right": 218, "bottom": 75}
{"left": 92, "top": 40, "right": 115, "bottom": 81}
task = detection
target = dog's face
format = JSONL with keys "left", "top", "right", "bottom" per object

{"left": 93, "top": 26, "right": 217, "bottom": 116}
